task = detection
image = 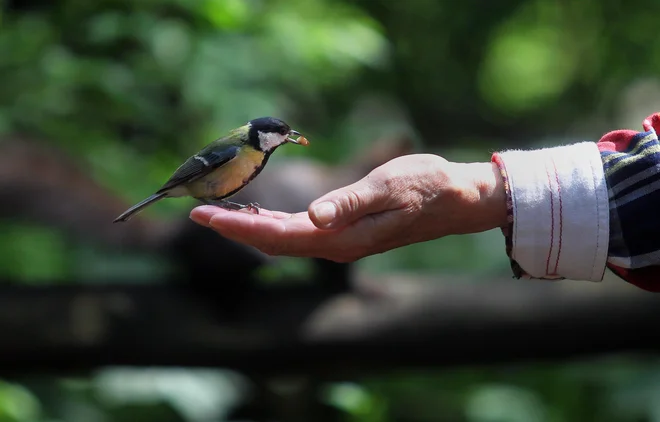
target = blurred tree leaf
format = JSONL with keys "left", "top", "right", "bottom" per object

{"left": 478, "top": 0, "right": 578, "bottom": 113}
{"left": 0, "top": 223, "right": 69, "bottom": 282}
{"left": 0, "top": 380, "right": 41, "bottom": 422}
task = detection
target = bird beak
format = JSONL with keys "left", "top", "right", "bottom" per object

{"left": 287, "top": 130, "right": 309, "bottom": 146}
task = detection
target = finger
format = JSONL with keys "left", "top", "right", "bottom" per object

{"left": 190, "top": 205, "right": 293, "bottom": 225}
{"left": 268, "top": 210, "right": 300, "bottom": 220}
{"left": 308, "top": 176, "right": 389, "bottom": 230}
{"left": 193, "top": 205, "right": 400, "bottom": 261}
{"left": 206, "top": 209, "right": 336, "bottom": 257}
{"left": 190, "top": 206, "right": 216, "bottom": 227}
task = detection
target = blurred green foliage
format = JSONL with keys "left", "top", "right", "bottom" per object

{"left": 0, "top": 0, "right": 389, "bottom": 208}
{"left": 2, "top": 0, "right": 660, "bottom": 420}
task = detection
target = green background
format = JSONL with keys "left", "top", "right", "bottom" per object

{"left": 1, "top": 0, "right": 659, "bottom": 420}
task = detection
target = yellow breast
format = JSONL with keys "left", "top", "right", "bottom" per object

{"left": 186, "top": 147, "right": 266, "bottom": 199}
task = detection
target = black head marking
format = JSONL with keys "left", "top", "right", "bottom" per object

{"left": 248, "top": 117, "right": 291, "bottom": 135}
{"left": 247, "top": 117, "right": 291, "bottom": 149}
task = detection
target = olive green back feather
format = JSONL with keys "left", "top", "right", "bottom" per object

{"left": 156, "top": 125, "right": 250, "bottom": 193}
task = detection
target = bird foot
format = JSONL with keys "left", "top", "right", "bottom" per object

{"left": 244, "top": 202, "right": 260, "bottom": 214}
{"left": 200, "top": 199, "right": 260, "bottom": 214}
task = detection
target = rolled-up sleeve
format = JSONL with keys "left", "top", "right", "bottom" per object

{"left": 491, "top": 142, "right": 609, "bottom": 282}
{"left": 491, "top": 112, "right": 660, "bottom": 291}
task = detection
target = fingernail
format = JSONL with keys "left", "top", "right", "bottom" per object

{"left": 190, "top": 214, "right": 209, "bottom": 227}
{"left": 312, "top": 202, "right": 337, "bottom": 227}
{"left": 190, "top": 209, "right": 212, "bottom": 227}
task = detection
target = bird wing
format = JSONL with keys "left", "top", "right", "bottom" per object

{"left": 156, "top": 145, "right": 240, "bottom": 193}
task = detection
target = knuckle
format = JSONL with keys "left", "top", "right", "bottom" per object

{"left": 342, "top": 189, "right": 363, "bottom": 213}
{"left": 382, "top": 174, "right": 415, "bottom": 205}
{"left": 382, "top": 174, "right": 401, "bottom": 191}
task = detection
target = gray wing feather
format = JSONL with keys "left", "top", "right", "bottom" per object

{"left": 157, "top": 146, "right": 240, "bottom": 193}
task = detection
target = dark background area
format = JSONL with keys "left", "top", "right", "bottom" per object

{"left": 1, "top": 0, "right": 660, "bottom": 421}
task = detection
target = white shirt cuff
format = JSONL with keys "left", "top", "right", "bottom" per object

{"left": 497, "top": 142, "right": 610, "bottom": 281}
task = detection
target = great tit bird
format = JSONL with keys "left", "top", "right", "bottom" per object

{"left": 113, "top": 117, "right": 308, "bottom": 223}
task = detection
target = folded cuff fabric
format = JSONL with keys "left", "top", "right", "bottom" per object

{"left": 492, "top": 142, "right": 610, "bottom": 282}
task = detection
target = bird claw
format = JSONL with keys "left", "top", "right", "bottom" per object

{"left": 245, "top": 202, "right": 260, "bottom": 214}
{"left": 199, "top": 199, "right": 261, "bottom": 214}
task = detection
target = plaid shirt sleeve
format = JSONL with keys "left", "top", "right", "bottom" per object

{"left": 596, "top": 112, "right": 660, "bottom": 291}
{"left": 492, "top": 112, "right": 660, "bottom": 292}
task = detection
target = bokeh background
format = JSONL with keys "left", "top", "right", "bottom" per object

{"left": 2, "top": 0, "right": 660, "bottom": 421}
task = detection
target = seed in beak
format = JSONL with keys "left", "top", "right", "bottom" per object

{"left": 287, "top": 130, "right": 309, "bottom": 145}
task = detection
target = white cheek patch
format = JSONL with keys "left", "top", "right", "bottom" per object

{"left": 258, "top": 131, "right": 287, "bottom": 151}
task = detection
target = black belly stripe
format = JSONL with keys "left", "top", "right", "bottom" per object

{"left": 211, "top": 151, "right": 273, "bottom": 201}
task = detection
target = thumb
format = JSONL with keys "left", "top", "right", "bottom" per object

{"left": 308, "top": 177, "right": 388, "bottom": 229}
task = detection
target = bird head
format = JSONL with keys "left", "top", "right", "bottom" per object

{"left": 246, "top": 117, "right": 308, "bottom": 152}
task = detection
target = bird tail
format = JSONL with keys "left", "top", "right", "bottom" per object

{"left": 113, "top": 193, "right": 167, "bottom": 223}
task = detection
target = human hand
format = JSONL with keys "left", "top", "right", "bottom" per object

{"left": 189, "top": 154, "right": 507, "bottom": 262}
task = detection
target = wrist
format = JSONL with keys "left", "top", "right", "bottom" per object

{"left": 441, "top": 161, "right": 508, "bottom": 235}
{"left": 465, "top": 162, "right": 508, "bottom": 231}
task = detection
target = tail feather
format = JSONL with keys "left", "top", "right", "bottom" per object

{"left": 113, "top": 193, "right": 167, "bottom": 223}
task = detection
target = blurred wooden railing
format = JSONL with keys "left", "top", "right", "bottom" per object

{"left": 0, "top": 272, "right": 658, "bottom": 377}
